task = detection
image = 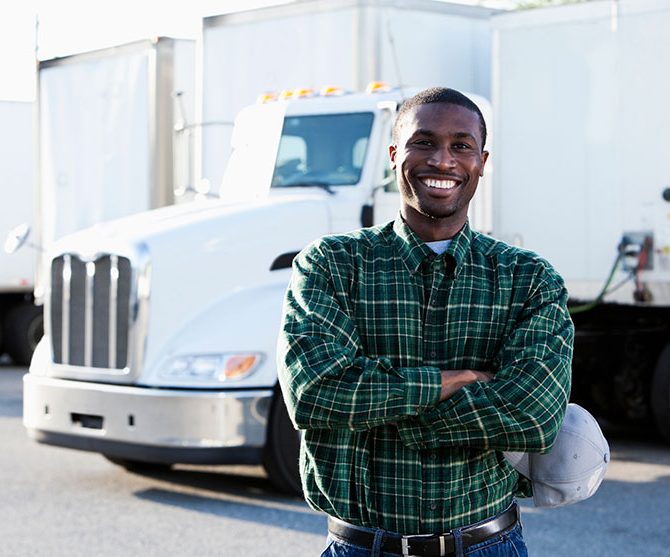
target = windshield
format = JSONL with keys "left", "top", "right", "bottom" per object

{"left": 271, "top": 112, "right": 374, "bottom": 188}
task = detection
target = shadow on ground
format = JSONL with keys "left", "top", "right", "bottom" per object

{"left": 131, "top": 465, "right": 324, "bottom": 535}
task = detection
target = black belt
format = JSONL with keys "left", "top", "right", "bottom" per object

{"left": 327, "top": 502, "right": 519, "bottom": 557}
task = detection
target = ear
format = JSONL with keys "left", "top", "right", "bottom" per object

{"left": 389, "top": 144, "right": 397, "bottom": 170}
{"left": 479, "top": 150, "right": 489, "bottom": 177}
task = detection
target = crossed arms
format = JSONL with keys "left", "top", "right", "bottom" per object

{"left": 277, "top": 243, "right": 573, "bottom": 454}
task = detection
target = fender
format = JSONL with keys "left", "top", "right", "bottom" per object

{"left": 143, "top": 272, "right": 294, "bottom": 389}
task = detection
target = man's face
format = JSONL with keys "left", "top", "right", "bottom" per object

{"left": 389, "top": 103, "right": 489, "bottom": 238}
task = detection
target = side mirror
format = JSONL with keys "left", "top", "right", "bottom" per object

{"left": 361, "top": 205, "right": 374, "bottom": 228}
{"left": 5, "top": 223, "right": 31, "bottom": 254}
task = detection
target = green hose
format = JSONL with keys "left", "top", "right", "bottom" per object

{"left": 569, "top": 251, "right": 625, "bottom": 315}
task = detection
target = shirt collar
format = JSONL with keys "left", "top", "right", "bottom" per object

{"left": 391, "top": 214, "right": 473, "bottom": 275}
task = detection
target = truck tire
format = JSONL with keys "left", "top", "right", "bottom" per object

{"left": 103, "top": 455, "right": 172, "bottom": 473}
{"left": 263, "top": 388, "right": 302, "bottom": 496}
{"left": 651, "top": 343, "right": 670, "bottom": 443}
{"left": 3, "top": 302, "right": 43, "bottom": 366}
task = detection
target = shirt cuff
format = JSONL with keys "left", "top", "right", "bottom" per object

{"left": 397, "top": 366, "right": 442, "bottom": 417}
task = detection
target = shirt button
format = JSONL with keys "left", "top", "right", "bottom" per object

{"left": 429, "top": 503, "right": 438, "bottom": 511}
{"left": 430, "top": 351, "right": 437, "bottom": 358}
{"left": 429, "top": 452, "right": 437, "bottom": 461}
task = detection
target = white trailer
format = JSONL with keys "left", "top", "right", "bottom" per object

{"left": 491, "top": 0, "right": 670, "bottom": 439}
{"left": 0, "top": 101, "right": 39, "bottom": 365}
{"left": 199, "top": 0, "right": 497, "bottom": 195}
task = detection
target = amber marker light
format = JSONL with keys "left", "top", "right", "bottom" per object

{"left": 365, "top": 81, "right": 390, "bottom": 94}
{"left": 292, "top": 87, "right": 314, "bottom": 98}
{"left": 221, "top": 354, "right": 260, "bottom": 380}
{"left": 320, "top": 85, "right": 344, "bottom": 96}
{"left": 257, "top": 92, "right": 277, "bottom": 103}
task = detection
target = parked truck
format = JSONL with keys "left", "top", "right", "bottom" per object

{"left": 491, "top": 0, "right": 670, "bottom": 440}
{"left": 0, "top": 101, "right": 39, "bottom": 365}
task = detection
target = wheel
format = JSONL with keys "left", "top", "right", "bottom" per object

{"left": 3, "top": 302, "right": 43, "bottom": 366}
{"left": 263, "top": 388, "right": 302, "bottom": 495}
{"left": 103, "top": 455, "right": 172, "bottom": 473}
{"left": 651, "top": 343, "right": 670, "bottom": 443}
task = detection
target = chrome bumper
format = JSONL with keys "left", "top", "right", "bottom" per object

{"left": 23, "top": 373, "right": 273, "bottom": 463}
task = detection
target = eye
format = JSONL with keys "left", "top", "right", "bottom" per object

{"left": 411, "top": 139, "right": 433, "bottom": 147}
{"left": 453, "top": 142, "right": 473, "bottom": 151}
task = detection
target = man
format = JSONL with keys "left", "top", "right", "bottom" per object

{"left": 277, "top": 87, "right": 573, "bottom": 557}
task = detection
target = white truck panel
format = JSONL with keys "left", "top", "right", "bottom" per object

{"left": 491, "top": 0, "right": 670, "bottom": 304}
{"left": 144, "top": 277, "right": 293, "bottom": 389}
{"left": 39, "top": 49, "right": 151, "bottom": 244}
{"left": 0, "top": 101, "right": 34, "bottom": 291}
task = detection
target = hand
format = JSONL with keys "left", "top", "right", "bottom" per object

{"left": 439, "top": 369, "right": 493, "bottom": 401}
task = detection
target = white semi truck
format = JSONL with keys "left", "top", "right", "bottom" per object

{"left": 491, "top": 0, "right": 670, "bottom": 440}
{"left": 23, "top": 86, "right": 493, "bottom": 494}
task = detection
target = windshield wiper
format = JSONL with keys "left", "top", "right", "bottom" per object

{"left": 273, "top": 182, "right": 336, "bottom": 195}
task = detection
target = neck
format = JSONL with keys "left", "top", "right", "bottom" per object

{"left": 401, "top": 207, "right": 466, "bottom": 242}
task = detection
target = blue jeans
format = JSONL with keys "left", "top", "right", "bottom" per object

{"left": 320, "top": 524, "right": 528, "bottom": 557}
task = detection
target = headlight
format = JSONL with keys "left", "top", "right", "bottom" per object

{"left": 162, "top": 353, "right": 263, "bottom": 382}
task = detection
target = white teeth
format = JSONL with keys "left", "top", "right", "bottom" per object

{"left": 423, "top": 178, "right": 458, "bottom": 189}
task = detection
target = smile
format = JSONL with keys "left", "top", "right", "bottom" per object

{"left": 421, "top": 178, "right": 460, "bottom": 190}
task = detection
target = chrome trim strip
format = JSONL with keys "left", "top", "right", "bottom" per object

{"left": 84, "top": 261, "right": 96, "bottom": 367}
{"left": 62, "top": 255, "right": 71, "bottom": 364}
{"left": 129, "top": 243, "right": 152, "bottom": 377}
{"left": 109, "top": 255, "right": 118, "bottom": 369}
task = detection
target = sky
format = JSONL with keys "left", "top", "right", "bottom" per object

{"left": 0, "top": 0, "right": 517, "bottom": 101}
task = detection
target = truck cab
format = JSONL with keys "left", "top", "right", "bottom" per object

{"left": 23, "top": 86, "right": 491, "bottom": 493}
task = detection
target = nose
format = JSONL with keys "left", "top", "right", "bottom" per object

{"left": 427, "top": 145, "right": 456, "bottom": 170}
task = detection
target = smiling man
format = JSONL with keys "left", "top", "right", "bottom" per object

{"left": 278, "top": 88, "right": 573, "bottom": 557}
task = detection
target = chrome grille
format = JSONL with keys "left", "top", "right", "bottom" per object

{"left": 50, "top": 254, "right": 133, "bottom": 369}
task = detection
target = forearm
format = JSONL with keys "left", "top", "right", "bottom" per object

{"left": 278, "top": 334, "right": 441, "bottom": 431}
{"left": 397, "top": 293, "right": 574, "bottom": 452}
{"left": 396, "top": 359, "right": 570, "bottom": 451}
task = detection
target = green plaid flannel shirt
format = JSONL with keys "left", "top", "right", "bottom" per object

{"left": 277, "top": 216, "right": 573, "bottom": 534}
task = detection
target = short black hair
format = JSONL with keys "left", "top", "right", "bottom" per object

{"left": 392, "top": 87, "right": 487, "bottom": 150}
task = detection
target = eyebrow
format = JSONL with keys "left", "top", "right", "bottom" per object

{"left": 408, "top": 129, "right": 479, "bottom": 143}
{"left": 453, "top": 132, "right": 478, "bottom": 143}
{"left": 409, "top": 128, "right": 436, "bottom": 139}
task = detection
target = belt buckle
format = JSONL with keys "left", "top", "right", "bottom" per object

{"left": 401, "top": 534, "right": 448, "bottom": 557}
{"left": 401, "top": 537, "right": 418, "bottom": 557}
